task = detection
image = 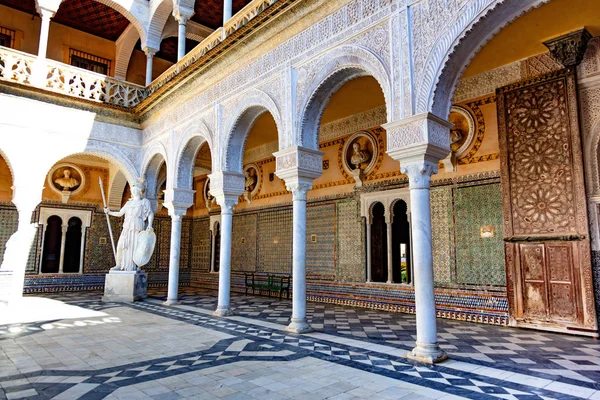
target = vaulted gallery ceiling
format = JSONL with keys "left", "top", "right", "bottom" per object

{"left": 0, "top": 0, "right": 252, "bottom": 61}
{"left": 0, "top": 0, "right": 252, "bottom": 38}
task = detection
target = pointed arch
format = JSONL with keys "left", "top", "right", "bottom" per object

{"left": 297, "top": 45, "right": 392, "bottom": 151}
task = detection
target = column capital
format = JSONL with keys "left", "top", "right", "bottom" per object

{"left": 173, "top": 6, "right": 194, "bottom": 24}
{"left": 36, "top": 0, "right": 62, "bottom": 17}
{"left": 163, "top": 188, "right": 194, "bottom": 216}
{"left": 285, "top": 177, "right": 313, "bottom": 201}
{"left": 383, "top": 113, "right": 451, "bottom": 165}
{"left": 214, "top": 194, "right": 238, "bottom": 214}
{"left": 143, "top": 46, "right": 158, "bottom": 57}
{"left": 401, "top": 160, "right": 438, "bottom": 190}
{"left": 274, "top": 146, "right": 324, "bottom": 182}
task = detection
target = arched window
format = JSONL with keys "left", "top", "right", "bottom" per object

{"left": 41, "top": 216, "right": 63, "bottom": 273}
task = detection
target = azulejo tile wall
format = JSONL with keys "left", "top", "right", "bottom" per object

{"left": 336, "top": 200, "right": 364, "bottom": 282}
{"left": 430, "top": 188, "right": 454, "bottom": 284}
{"left": 0, "top": 203, "right": 18, "bottom": 266}
{"left": 258, "top": 208, "right": 293, "bottom": 274}
{"left": 306, "top": 203, "right": 336, "bottom": 279}
{"left": 592, "top": 251, "right": 600, "bottom": 326}
{"left": 191, "top": 217, "right": 210, "bottom": 272}
{"left": 85, "top": 211, "right": 122, "bottom": 273}
{"left": 453, "top": 184, "right": 505, "bottom": 286}
{"left": 231, "top": 213, "right": 258, "bottom": 272}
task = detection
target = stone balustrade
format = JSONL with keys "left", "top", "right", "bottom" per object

{"left": 0, "top": 47, "right": 146, "bottom": 108}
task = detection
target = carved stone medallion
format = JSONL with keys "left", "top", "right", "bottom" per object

{"left": 48, "top": 163, "right": 85, "bottom": 203}
{"left": 242, "top": 163, "right": 261, "bottom": 203}
{"left": 448, "top": 106, "right": 475, "bottom": 158}
{"left": 203, "top": 178, "right": 216, "bottom": 211}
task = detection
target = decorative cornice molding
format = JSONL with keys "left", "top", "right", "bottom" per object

{"left": 543, "top": 28, "right": 592, "bottom": 68}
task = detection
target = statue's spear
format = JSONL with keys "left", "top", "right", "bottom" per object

{"left": 99, "top": 177, "right": 117, "bottom": 264}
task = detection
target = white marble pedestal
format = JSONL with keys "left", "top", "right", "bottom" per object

{"left": 102, "top": 270, "right": 148, "bottom": 302}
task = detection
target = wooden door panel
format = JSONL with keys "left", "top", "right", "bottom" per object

{"left": 520, "top": 244, "right": 548, "bottom": 321}
{"left": 497, "top": 70, "right": 597, "bottom": 334}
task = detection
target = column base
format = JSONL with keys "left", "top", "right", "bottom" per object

{"left": 285, "top": 319, "right": 312, "bottom": 334}
{"left": 163, "top": 299, "right": 179, "bottom": 306}
{"left": 407, "top": 343, "right": 448, "bottom": 364}
{"left": 386, "top": 280, "right": 394, "bottom": 284}
{"left": 213, "top": 306, "right": 233, "bottom": 317}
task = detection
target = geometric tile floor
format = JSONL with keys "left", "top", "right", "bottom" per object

{"left": 0, "top": 290, "right": 599, "bottom": 399}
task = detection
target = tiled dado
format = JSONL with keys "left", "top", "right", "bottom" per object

{"left": 191, "top": 271, "right": 509, "bottom": 325}
{"left": 592, "top": 250, "right": 600, "bottom": 326}
{"left": 22, "top": 272, "right": 192, "bottom": 293}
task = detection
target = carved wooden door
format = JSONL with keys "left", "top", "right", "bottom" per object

{"left": 497, "top": 70, "right": 598, "bottom": 335}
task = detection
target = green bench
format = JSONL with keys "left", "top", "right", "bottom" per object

{"left": 244, "top": 272, "right": 290, "bottom": 300}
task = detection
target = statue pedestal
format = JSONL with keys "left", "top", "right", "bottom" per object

{"left": 102, "top": 270, "right": 147, "bottom": 302}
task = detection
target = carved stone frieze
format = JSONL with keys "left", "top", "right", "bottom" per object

{"left": 274, "top": 146, "right": 324, "bottom": 182}
{"left": 207, "top": 171, "right": 245, "bottom": 198}
{"left": 383, "top": 113, "right": 451, "bottom": 164}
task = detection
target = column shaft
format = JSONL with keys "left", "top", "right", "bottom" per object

{"left": 78, "top": 229, "right": 86, "bottom": 273}
{"left": 145, "top": 54, "right": 153, "bottom": 86}
{"left": 287, "top": 188, "right": 311, "bottom": 333}
{"left": 58, "top": 224, "right": 67, "bottom": 274}
{"left": 37, "top": 14, "right": 51, "bottom": 60}
{"left": 386, "top": 221, "right": 393, "bottom": 283}
{"left": 366, "top": 223, "right": 372, "bottom": 282}
{"left": 177, "top": 21, "right": 186, "bottom": 61}
{"left": 215, "top": 207, "right": 233, "bottom": 316}
{"left": 223, "top": 0, "right": 232, "bottom": 24}
{"left": 165, "top": 215, "right": 182, "bottom": 305}
{"left": 404, "top": 162, "right": 447, "bottom": 364}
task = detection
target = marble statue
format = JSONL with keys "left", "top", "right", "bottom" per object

{"left": 54, "top": 168, "right": 79, "bottom": 190}
{"left": 350, "top": 142, "right": 370, "bottom": 169}
{"left": 105, "top": 179, "right": 154, "bottom": 272}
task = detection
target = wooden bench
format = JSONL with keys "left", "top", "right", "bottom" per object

{"left": 244, "top": 272, "right": 290, "bottom": 300}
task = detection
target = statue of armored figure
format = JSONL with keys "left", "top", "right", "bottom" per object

{"left": 104, "top": 179, "right": 155, "bottom": 272}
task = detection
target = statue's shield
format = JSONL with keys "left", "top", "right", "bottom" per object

{"left": 133, "top": 230, "right": 156, "bottom": 267}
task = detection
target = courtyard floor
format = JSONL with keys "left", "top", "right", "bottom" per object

{"left": 1, "top": 289, "right": 599, "bottom": 400}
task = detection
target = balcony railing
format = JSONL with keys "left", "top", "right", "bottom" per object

{"left": 0, "top": 0, "right": 281, "bottom": 109}
{"left": 0, "top": 47, "right": 147, "bottom": 108}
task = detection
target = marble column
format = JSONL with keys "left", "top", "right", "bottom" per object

{"left": 1, "top": 184, "right": 43, "bottom": 302}
{"left": 223, "top": 0, "right": 233, "bottom": 24}
{"left": 58, "top": 223, "right": 67, "bottom": 274}
{"left": 177, "top": 18, "right": 187, "bottom": 61}
{"left": 144, "top": 47, "right": 157, "bottom": 86}
{"left": 37, "top": 9, "right": 54, "bottom": 60}
{"left": 403, "top": 161, "right": 447, "bottom": 363}
{"left": 366, "top": 222, "right": 372, "bottom": 282}
{"left": 78, "top": 228, "right": 86, "bottom": 274}
{"left": 385, "top": 216, "right": 393, "bottom": 284}
{"left": 165, "top": 210, "right": 185, "bottom": 305}
{"left": 214, "top": 195, "right": 237, "bottom": 316}
{"left": 286, "top": 180, "right": 313, "bottom": 333}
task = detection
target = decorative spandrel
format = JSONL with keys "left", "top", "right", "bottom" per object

{"left": 503, "top": 78, "right": 576, "bottom": 235}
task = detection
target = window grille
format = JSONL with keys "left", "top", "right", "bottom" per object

{"left": 0, "top": 27, "right": 15, "bottom": 48}
{"left": 69, "top": 49, "right": 111, "bottom": 75}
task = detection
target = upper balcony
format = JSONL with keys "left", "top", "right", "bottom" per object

{"left": 0, "top": 0, "right": 286, "bottom": 113}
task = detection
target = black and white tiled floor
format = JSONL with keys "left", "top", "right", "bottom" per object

{"left": 1, "top": 290, "right": 599, "bottom": 399}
